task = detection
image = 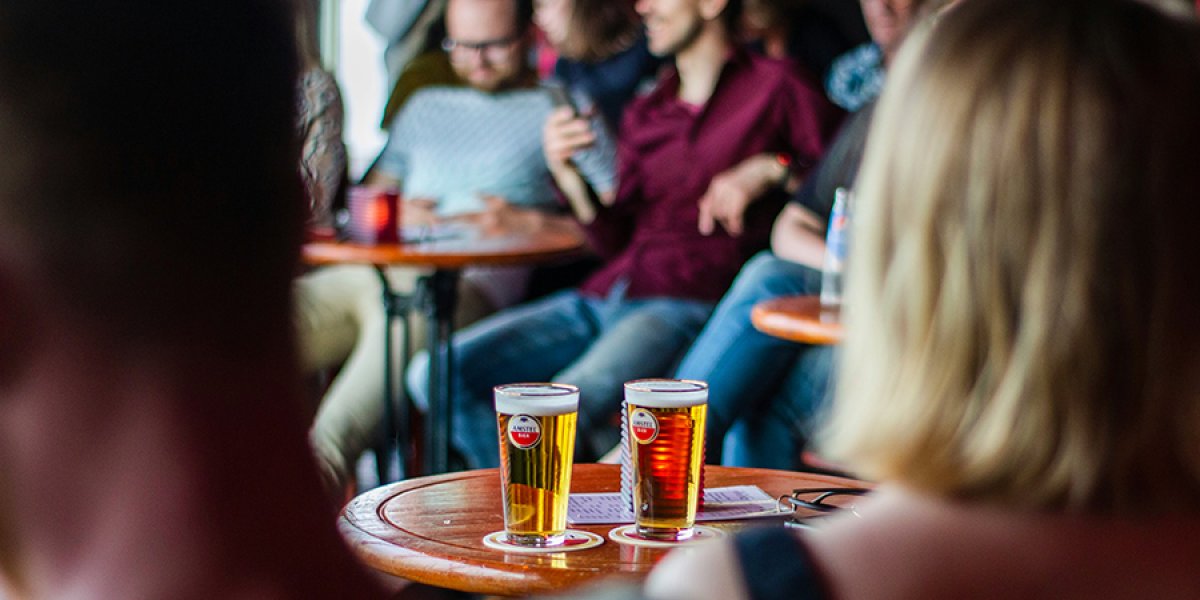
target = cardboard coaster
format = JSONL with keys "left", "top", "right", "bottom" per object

{"left": 482, "top": 529, "right": 604, "bottom": 554}
{"left": 607, "top": 524, "right": 726, "bottom": 548}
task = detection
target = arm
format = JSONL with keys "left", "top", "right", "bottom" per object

{"left": 696, "top": 153, "right": 791, "bottom": 237}
{"left": 771, "top": 203, "right": 827, "bottom": 268}
{"left": 542, "top": 107, "right": 616, "bottom": 224}
{"left": 464, "top": 195, "right": 583, "bottom": 238}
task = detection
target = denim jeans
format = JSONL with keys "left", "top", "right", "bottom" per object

{"left": 722, "top": 344, "right": 835, "bottom": 468}
{"left": 408, "top": 283, "right": 713, "bottom": 468}
{"left": 672, "top": 251, "right": 830, "bottom": 466}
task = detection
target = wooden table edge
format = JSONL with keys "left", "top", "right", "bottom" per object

{"left": 338, "top": 465, "right": 868, "bottom": 596}
{"left": 750, "top": 296, "right": 843, "bottom": 345}
{"left": 302, "top": 235, "right": 585, "bottom": 269}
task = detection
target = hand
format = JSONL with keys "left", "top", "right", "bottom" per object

{"left": 400, "top": 197, "right": 439, "bottom": 227}
{"left": 542, "top": 107, "right": 596, "bottom": 172}
{"left": 458, "top": 195, "right": 546, "bottom": 236}
{"left": 697, "top": 155, "right": 780, "bottom": 237}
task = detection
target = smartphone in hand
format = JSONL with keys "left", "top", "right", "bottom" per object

{"left": 544, "top": 82, "right": 579, "bottom": 117}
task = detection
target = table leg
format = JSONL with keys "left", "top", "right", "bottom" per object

{"left": 373, "top": 266, "right": 412, "bottom": 483}
{"left": 419, "top": 269, "right": 459, "bottom": 475}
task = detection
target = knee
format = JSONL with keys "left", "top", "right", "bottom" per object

{"left": 727, "top": 252, "right": 821, "bottom": 302}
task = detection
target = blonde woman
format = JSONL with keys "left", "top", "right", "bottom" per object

{"left": 644, "top": 0, "right": 1200, "bottom": 598}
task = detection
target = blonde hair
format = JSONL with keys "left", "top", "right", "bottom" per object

{"left": 821, "top": 0, "right": 1200, "bottom": 512}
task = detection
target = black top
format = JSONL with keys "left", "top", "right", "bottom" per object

{"left": 792, "top": 100, "right": 876, "bottom": 227}
{"left": 734, "top": 526, "right": 832, "bottom": 600}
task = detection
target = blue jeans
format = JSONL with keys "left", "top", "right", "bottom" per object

{"left": 408, "top": 284, "right": 713, "bottom": 468}
{"left": 673, "top": 251, "right": 830, "bottom": 466}
{"left": 722, "top": 345, "right": 835, "bottom": 468}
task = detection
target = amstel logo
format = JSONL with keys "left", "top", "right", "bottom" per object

{"left": 630, "top": 408, "right": 659, "bottom": 444}
{"left": 507, "top": 414, "right": 542, "bottom": 449}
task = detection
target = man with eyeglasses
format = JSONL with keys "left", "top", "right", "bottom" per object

{"left": 299, "top": 0, "right": 616, "bottom": 497}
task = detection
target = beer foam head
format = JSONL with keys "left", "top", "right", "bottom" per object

{"left": 623, "top": 379, "right": 708, "bottom": 408}
{"left": 494, "top": 383, "right": 580, "bottom": 416}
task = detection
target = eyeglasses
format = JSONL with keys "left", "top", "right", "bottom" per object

{"left": 441, "top": 36, "right": 521, "bottom": 63}
{"left": 778, "top": 487, "right": 870, "bottom": 529}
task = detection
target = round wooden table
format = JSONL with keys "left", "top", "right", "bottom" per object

{"left": 303, "top": 227, "right": 585, "bottom": 270}
{"left": 303, "top": 227, "right": 585, "bottom": 476}
{"left": 339, "top": 463, "right": 866, "bottom": 596}
{"left": 751, "top": 295, "right": 843, "bottom": 345}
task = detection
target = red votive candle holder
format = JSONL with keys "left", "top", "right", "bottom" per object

{"left": 348, "top": 186, "right": 401, "bottom": 244}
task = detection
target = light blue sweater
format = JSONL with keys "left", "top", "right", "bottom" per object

{"left": 376, "top": 85, "right": 617, "bottom": 216}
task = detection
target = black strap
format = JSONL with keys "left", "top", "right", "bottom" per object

{"left": 733, "top": 526, "right": 831, "bottom": 600}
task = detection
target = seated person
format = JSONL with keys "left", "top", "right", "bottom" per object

{"left": 0, "top": 0, "right": 383, "bottom": 596}
{"left": 646, "top": 1, "right": 1200, "bottom": 598}
{"left": 825, "top": 0, "right": 933, "bottom": 111}
{"left": 408, "top": 0, "right": 838, "bottom": 468}
{"left": 298, "top": 0, "right": 616, "bottom": 495}
{"left": 674, "top": 0, "right": 943, "bottom": 469}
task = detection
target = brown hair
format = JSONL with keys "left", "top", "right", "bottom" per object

{"left": 822, "top": 0, "right": 1200, "bottom": 513}
{"left": 558, "top": 0, "right": 641, "bottom": 62}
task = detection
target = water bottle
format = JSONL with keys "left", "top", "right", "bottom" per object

{"left": 820, "top": 187, "right": 852, "bottom": 308}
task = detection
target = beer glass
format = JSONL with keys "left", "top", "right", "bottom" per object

{"left": 625, "top": 379, "right": 708, "bottom": 541}
{"left": 495, "top": 383, "right": 579, "bottom": 546}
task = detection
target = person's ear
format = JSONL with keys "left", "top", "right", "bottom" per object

{"left": 698, "top": 0, "right": 730, "bottom": 22}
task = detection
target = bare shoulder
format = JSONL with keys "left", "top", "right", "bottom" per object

{"left": 805, "top": 487, "right": 1200, "bottom": 600}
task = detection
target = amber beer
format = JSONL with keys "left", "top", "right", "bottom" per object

{"left": 495, "top": 383, "right": 579, "bottom": 546}
{"left": 625, "top": 379, "right": 708, "bottom": 541}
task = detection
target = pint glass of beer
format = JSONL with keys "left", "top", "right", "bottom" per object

{"left": 495, "top": 383, "right": 579, "bottom": 546}
{"left": 624, "top": 379, "right": 708, "bottom": 541}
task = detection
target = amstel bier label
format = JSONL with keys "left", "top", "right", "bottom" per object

{"left": 630, "top": 408, "right": 659, "bottom": 444}
{"left": 506, "top": 414, "right": 542, "bottom": 449}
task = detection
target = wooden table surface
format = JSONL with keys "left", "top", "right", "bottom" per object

{"left": 339, "top": 464, "right": 866, "bottom": 597}
{"left": 303, "top": 226, "right": 585, "bottom": 270}
{"left": 751, "top": 295, "right": 843, "bottom": 345}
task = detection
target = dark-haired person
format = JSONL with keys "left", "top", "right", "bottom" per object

{"left": 410, "top": 0, "right": 839, "bottom": 467}
{"left": 740, "top": 0, "right": 867, "bottom": 97}
{"left": 647, "top": 1, "right": 1200, "bottom": 597}
{"left": 0, "top": 1, "right": 383, "bottom": 597}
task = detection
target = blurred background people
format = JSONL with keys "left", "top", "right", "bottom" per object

{"left": 826, "top": 0, "right": 923, "bottom": 111}
{"left": 674, "top": 0, "right": 946, "bottom": 470}
{"left": 646, "top": 1, "right": 1200, "bottom": 598}
{"left": 739, "top": 0, "right": 867, "bottom": 99}
{"left": 301, "top": 0, "right": 616, "bottom": 497}
{"left": 409, "top": 0, "right": 839, "bottom": 468}
{"left": 0, "top": 1, "right": 382, "bottom": 597}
